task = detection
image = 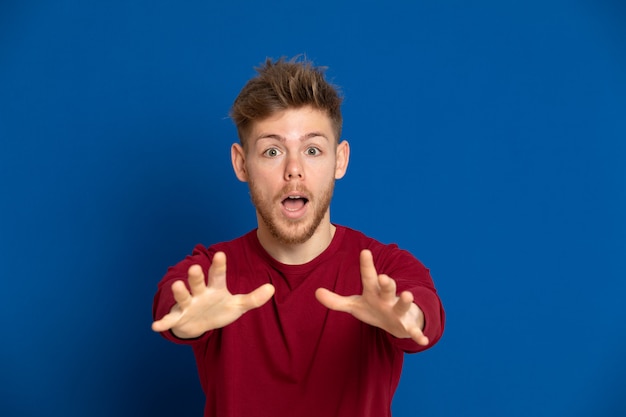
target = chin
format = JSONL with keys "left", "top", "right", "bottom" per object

{"left": 271, "top": 222, "right": 318, "bottom": 245}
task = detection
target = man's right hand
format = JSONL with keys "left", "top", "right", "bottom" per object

{"left": 151, "top": 251, "right": 275, "bottom": 339}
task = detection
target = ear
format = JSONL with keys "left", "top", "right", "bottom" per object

{"left": 334, "top": 140, "right": 350, "bottom": 180}
{"left": 231, "top": 143, "right": 248, "bottom": 182}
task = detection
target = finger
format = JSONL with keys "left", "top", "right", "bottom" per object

{"left": 207, "top": 252, "right": 227, "bottom": 290}
{"left": 237, "top": 283, "right": 276, "bottom": 310}
{"left": 315, "top": 288, "right": 354, "bottom": 313}
{"left": 392, "top": 290, "right": 414, "bottom": 316}
{"left": 187, "top": 264, "right": 206, "bottom": 295}
{"left": 359, "top": 249, "right": 379, "bottom": 292}
{"left": 171, "top": 280, "right": 193, "bottom": 306}
{"left": 377, "top": 273, "right": 398, "bottom": 301}
{"left": 408, "top": 327, "right": 430, "bottom": 346}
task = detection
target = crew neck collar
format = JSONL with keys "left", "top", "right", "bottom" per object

{"left": 248, "top": 224, "right": 346, "bottom": 272}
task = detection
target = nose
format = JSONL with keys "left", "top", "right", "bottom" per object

{"left": 284, "top": 154, "right": 303, "bottom": 181}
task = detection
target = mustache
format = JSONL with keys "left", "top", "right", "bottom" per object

{"left": 276, "top": 184, "right": 310, "bottom": 199}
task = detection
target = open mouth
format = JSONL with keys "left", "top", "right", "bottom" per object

{"left": 281, "top": 195, "right": 309, "bottom": 212}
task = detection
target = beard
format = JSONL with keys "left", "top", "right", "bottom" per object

{"left": 248, "top": 179, "right": 335, "bottom": 245}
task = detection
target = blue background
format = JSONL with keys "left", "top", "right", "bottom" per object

{"left": 1, "top": 1, "right": 625, "bottom": 416}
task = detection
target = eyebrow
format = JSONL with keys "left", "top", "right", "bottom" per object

{"left": 255, "top": 132, "right": 330, "bottom": 142}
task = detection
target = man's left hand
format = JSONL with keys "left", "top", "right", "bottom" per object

{"left": 315, "top": 249, "right": 429, "bottom": 346}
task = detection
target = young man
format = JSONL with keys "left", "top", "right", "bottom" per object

{"left": 152, "top": 57, "right": 445, "bottom": 417}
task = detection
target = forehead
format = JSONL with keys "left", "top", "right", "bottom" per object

{"left": 247, "top": 106, "right": 336, "bottom": 144}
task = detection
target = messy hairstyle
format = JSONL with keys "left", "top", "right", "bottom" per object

{"left": 230, "top": 56, "right": 343, "bottom": 147}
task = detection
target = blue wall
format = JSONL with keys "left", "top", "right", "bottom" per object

{"left": 1, "top": 1, "right": 625, "bottom": 416}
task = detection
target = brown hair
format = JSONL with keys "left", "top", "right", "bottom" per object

{"left": 230, "top": 56, "right": 343, "bottom": 147}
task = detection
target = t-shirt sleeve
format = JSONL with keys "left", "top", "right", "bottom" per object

{"left": 151, "top": 244, "right": 217, "bottom": 345}
{"left": 373, "top": 245, "right": 445, "bottom": 353}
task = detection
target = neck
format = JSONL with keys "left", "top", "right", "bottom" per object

{"left": 256, "top": 215, "right": 336, "bottom": 265}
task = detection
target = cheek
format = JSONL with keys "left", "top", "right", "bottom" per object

{"left": 247, "top": 169, "right": 278, "bottom": 197}
{"left": 248, "top": 167, "right": 276, "bottom": 185}
{"left": 316, "top": 162, "right": 339, "bottom": 181}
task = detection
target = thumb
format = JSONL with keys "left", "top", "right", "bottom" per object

{"left": 240, "top": 283, "right": 276, "bottom": 310}
{"left": 315, "top": 288, "right": 352, "bottom": 313}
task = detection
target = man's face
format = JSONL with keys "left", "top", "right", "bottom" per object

{"left": 232, "top": 106, "right": 349, "bottom": 245}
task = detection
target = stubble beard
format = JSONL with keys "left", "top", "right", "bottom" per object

{"left": 248, "top": 179, "right": 335, "bottom": 245}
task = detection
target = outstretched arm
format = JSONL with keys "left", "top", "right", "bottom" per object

{"left": 152, "top": 251, "right": 275, "bottom": 339}
{"left": 315, "top": 249, "right": 429, "bottom": 346}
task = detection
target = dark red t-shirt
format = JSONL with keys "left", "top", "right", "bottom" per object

{"left": 153, "top": 225, "right": 445, "bottom": 417}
